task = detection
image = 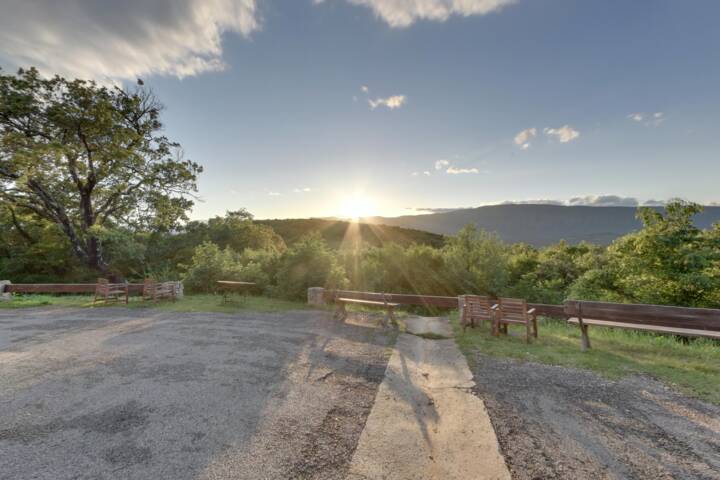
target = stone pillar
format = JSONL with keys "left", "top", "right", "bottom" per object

{"left": 174, "top": 281, "right": 184, "bottom": 299}
{"left": 0, "top": 280, "right": 11, "bottom": 301}
{"left": 308, "top": 287, "right": 326, "bottom": 306}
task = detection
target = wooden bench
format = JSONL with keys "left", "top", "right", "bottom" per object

{"left": 143, "top": 279, "right": 177, "bottom": 303}
{"left": 565, "top": 300, "right": 720, "bottom": 351}
{"left": 460, "top": 295, "right": 495, "bottom": 331}
{"left": 94, "top": 278, "right": 128, "bottom": 305}
{"left": 334, "top": 296, "right": 400, "bottom": 327}
{"left": 492, "top": 297, "right": 537, "bottom": 343}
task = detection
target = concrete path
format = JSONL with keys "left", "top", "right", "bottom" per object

{"left": 348, "top": 317, "right": 510, "bottom": 480}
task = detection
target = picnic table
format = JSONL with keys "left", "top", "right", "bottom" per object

{"left": 216, "top": 281, "right": 257, "bottom": 304}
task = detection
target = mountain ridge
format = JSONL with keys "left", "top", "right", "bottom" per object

{"left": 361, "top": 204, "right": 720, "bottom": 246}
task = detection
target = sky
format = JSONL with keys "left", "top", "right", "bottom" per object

{"left": 1, "top": 0, "right": 719, "bottom": 219}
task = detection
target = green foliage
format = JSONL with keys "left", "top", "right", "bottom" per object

{"left": 0, "top": 67, "right": 201, "bottom": 273}
{"left": 443, "top": 225, "right": 509, "bottom": 295}
{"left": 275, "top": 233, "right": 348, "bottom": 300}
{"left": 3, "top": 197, "right": 719, "bottom": 310}
{"left": 182, "top": 242, "right": 242, "bottom": 293}
{"left": 571, "top": 200, "right": 720, "bottom": 307}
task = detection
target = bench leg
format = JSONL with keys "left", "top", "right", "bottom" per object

{"left": 580, "top": 324, "right": 591, "bottom": 351}
{"left": 526, "top": 321, "right": 531, "bottom": 344}
{"left": 532, "top": 316, "right": 538, "bottom": 338}
{"left": 334, "top": 303, "right": 347, "bottom": 321}
{"left": 387, "top": 307, "right": 398, "bottom": 329}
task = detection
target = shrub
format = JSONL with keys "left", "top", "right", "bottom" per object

{"left": 275, "top": 233, "right": 348, "bottom": 300}
{"left": 182, "top": 242, "right": 243, "bottom": 293}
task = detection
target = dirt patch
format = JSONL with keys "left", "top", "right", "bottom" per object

{"left": 468, "top": 354, "right": 720, "bottom": 480}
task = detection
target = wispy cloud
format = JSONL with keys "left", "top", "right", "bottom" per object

{"left": 293, "top": 187, "right": 312, "bottom": 193}
{"left": 0, "top": 0, "right": 260, "bottom": 81}
{"left": 360, "top": 85, "right": 369, "bottom": 93}
{"left": 268, "top": 191, "right": 281, "bottom": 197}
{"left": 544, "top": 125, "right": 580, "bottom": 143}
{"left": 628, "top": 112, "right": 665, "bottom": 127}
{"left": 315, "top": 0, "right": 517, "bottom": 28}
{"left": 446, "top": 166, "right": 479, "bottom": 174}
{"left": 413, "top": 207, "right": 465, "bottom": 213}
{"left": 514, "top": 127, "right": 537, "bottom": 150}
{"left": 567, "top": 195, "right": 638, "bottom": 207}
{"left": 434, "top": 159, "right": 450, "bottom": 170}
{"left": 368, "top": 94, "right": 407, "bottom": 110}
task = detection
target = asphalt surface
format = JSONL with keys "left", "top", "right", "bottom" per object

{"left": 0, "top": 307, "right": 393, "bottom": 480}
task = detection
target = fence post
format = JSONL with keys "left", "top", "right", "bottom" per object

{"left": 308, "top": 287, "right": 326, "bottom": 306}
{"left": 458, "top": 295, "right": 467, "bottom": 328}
{"left": 0, "top": 280, "right": 11, "bottom": 301}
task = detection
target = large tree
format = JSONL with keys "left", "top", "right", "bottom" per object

{"left": 0, "top": 68, "right": 202, "bottom": 273}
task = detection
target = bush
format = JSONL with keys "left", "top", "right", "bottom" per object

{"left": 275, "top": 233, "right": 348, "bottom": 300}
{"left": 182, "top": 242, "right": 243, "bottom": 293}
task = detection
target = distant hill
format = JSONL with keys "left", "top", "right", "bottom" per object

{"left": 363, "top": 204, "right": 720, "bottom": 246}
{"left": 256, "top": 218, "right": 445, "bottom": 249}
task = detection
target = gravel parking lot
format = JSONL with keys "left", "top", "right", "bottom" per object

{"left": 470, "top": 354, "right": 720, "bottom": 480}
{"left": 0, "top": 307, "right": 393, "bottom": 480}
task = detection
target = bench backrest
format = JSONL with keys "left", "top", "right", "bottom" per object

{"left": 565, "top": 300, "right": 720, "bottom": 332}
{"left": 462, "top": 295, "right": 493, "bottom": 321}
{"left": 498, "top": 297, "right": 529, "bottom": 321}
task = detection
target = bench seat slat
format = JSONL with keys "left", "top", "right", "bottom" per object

{"left": 568, "top": 317, "right": 720, "bottom": 339}
{"left": 337, "top": 298, "right": 399, "bottom": 307}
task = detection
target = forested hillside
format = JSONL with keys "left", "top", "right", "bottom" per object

{"left": 256, "top": 218, "right": 444, "bottom": 249}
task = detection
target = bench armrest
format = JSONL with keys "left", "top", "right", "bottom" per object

{"left": 527, "top": 308, "right": 536, "bottom": 315}
{"left": 490, "top": 304, "right": 499, "bottom": 310}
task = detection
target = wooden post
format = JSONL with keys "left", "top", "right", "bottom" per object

{"left": 578, "top": 302, "right": 591, "bottom": 351}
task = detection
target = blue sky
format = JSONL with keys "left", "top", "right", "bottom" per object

{"left": 2, "top": 0, "right": 719, "bottom": 219}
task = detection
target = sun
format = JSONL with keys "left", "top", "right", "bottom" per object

{"left": 340, "top": 194, "right": 376, "bottom": 221}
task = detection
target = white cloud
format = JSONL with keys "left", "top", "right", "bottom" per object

{"left": 368, "top": 94, "right": 407, "bottom": 110}
{"left": 567, "top": 195, "right": 638, "bottom": 207}
{"left": 435, "top": 159, "right": 450, "bottom": 170}
{"left": 514, "top": 127, "right": 536, "bottom": 150}
{"left": 411, "top": 172, "right": 419, "bottom": 176}
{"left": 293, "top": 187, "right": 312, "bottom": 193}
{"left": 268, "top": 191, "right": 281, "bottom": 196}
{"left": 0, "top": 0, "right": 259, "bottom": 81}
{"left": 423, "top": 170, "right": 431, "bottom": 176}
{"left": 446, "top": 167, "right": 480, "bottom": 174}
{"left": 628, "top": 112, "right": 664, "bottom": 127}
{"left": 361, "top": 85, "right": 369, "bottom": 93}
{"left": 315, "top": 0, "right": 516, "bottom": 28}
{"left": 544, "top": 125, "right": 580, "bottom": 143}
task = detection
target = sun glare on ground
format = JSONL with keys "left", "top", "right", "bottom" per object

{"left": 340, "top": 194, "right": 376, "bottom": 221}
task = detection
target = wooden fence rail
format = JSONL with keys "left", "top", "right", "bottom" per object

{"left": 325, "top": 289, "right": 566, "bottom": 317}
{"left": 5, "top": 283, "right": 146, "bottom": 294}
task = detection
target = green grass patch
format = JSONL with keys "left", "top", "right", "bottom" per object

{"left": 451, "top": 313, "right": 720, "bottom": 405}
{"left": 0, "top": 294, "right": 94, "bottom": 309}
{"left": 0, "top": 293, "right": 308, "bottom": 313}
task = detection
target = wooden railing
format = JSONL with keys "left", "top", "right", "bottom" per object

{"left": 565, "top": 300, "right": 720, "bottom": 332}
{"left": 325, "top": 289, "right": 565, "bottom": 317}
{"left": 5, "top": 283, "right": 146, "bottom": 294}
